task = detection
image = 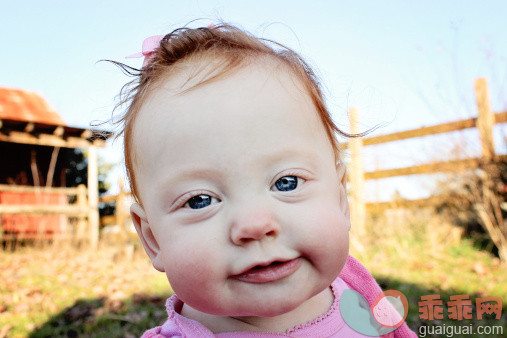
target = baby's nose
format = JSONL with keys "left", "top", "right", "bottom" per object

{"left": 229, "top": 206, "right": 280, "bottom": 245}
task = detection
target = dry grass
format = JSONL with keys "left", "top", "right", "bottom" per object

{"left": 1, "top": 212, "right": 506, "bottom": 337}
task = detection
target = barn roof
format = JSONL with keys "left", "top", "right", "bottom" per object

{"left": 0, "top": 87, "right": 66, "bottom": 125}
{"left": 0, "top": 87, "right": 112, "bottom": 148}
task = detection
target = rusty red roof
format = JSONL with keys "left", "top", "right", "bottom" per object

{"left": 0, "top": 88, "right": 66, "bottom": 126}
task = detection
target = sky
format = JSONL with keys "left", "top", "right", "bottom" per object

{"left": 1, "top": 1, "right": 506, "bottom": 199}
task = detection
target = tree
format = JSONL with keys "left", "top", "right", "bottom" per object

{"left": 65, "top": 148, "right": 114, "bottom": 195}
{"left": 65, "top": 148, "right": 117, "bottom": 217}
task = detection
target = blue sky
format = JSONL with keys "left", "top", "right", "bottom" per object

{"left": 1, "top": 1, "right": 506, "bottom": 199}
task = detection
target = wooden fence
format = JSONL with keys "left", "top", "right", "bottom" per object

{"left": 344, "top": 78, "right": 506, "bottom": 234}
{"left": 99, "top": 179, "right": 134, "bottom": 241}
{"left": 0, "top": 184, "right": 93, "bottom": 244}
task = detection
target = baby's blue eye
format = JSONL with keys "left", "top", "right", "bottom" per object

{"left": 274, "top": 176, "right": 298, "bottom": 192}
{"left": 185, "top": 194, "right": 215, "bottom": 209}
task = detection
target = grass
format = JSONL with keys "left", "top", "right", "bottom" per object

{"left": 1, "top": 214, "right": 506, "bottom": 337}
{"left": 0, "top": 244, "right": 171, "bottom": 337}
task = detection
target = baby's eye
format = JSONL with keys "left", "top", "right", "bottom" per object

{"left": 184, "top": 194, "right": 219, "bottom": 209}
{"left": 272, "top": 176, "right": 299, "bottom": 192}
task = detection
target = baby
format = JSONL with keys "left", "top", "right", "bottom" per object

{"left": 114, "top": 23, "right": 416, "bottom": 337}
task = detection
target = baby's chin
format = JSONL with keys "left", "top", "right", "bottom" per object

{"left": 190, "top": 297, "right": 303, "bottom": 318}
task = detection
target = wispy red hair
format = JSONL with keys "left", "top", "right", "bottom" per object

{"left": 111, "top": 23, "right": 354, "bottom": 203}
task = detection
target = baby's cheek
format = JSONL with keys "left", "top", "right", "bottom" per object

{"left": 296, "top": 201, "right": 349, "bottom": 269}
{"left": 302, "top": 200, "right": 348, "bottom": 239}
{"left": 162, "top": 239, "right": 221, "bottom": 304}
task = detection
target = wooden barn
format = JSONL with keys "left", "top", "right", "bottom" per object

{"left": 0, "top": 87, "right": 112, "bottom": 247}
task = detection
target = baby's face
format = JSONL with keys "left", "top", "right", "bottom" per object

{"left": 131, "top": 61, "right": 350, "bottom": 317}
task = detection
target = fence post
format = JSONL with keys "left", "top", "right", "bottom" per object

{"left": 349, "top": 108, "right": 366, "bottom": 238}
{"left": 87, "top": 145, "right": 99, "bottom": 249}
{"left": 76, "top": 184, "right": 88, "bottom": 243}
{"left": 116, "top": 177, "right": 127, "bottom": 241}
{"left": 474, "top": 78, "right": 496, "bottom": 161}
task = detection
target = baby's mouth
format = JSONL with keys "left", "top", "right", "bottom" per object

{"left": 231, "top": 258, "right": 303, "bottom": 284}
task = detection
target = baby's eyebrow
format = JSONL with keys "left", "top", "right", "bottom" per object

{"left": 257, "top": 147, "right": 321, "bottom": 165}
{"left": 162, "top": 167, "right": 225, "bottom": 186}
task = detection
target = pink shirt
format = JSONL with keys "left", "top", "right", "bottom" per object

{"left": 142, "top": 255, "right": 417, "bottom": 337}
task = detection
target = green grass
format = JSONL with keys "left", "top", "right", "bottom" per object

{"left": 352, "top": 215, "right": 506, "bottom": 337}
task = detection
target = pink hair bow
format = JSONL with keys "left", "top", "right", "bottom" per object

{"left": 126, "top": 35, "right": 164, "bottom": 67}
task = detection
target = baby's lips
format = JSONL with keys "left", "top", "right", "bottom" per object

{"left": 231, "top": 256, "right": 298, "bottom": 276}
{"left": 230, "top": 258, "right": 303, "bottom": 283}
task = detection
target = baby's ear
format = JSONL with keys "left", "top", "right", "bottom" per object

{"left": 130, "top": 203, "right": 165, "bottom": 272}
{"left": 336, "top": 161, "right": 347, "bottom": 188}
{"left": 336, "top": 161, "right": 351, "bottom": 230}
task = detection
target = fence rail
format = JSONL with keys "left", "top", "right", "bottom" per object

{"left": 364, "top": 155, "right": 507, "bottom": 180}
{"left": 341, "top": 111, "right": 506, "bottom": 149}
{"left": 0, "top": 205, "right": 88, "bottom": 215}
{"left": 0, "top": 184, "right": 81, "bottom": 195}
{"left": 365, "top": 195, "right": 449, "bottom": 213}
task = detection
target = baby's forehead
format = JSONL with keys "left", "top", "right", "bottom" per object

{"left": 141, "top": 60, "right": 312, "bottom": 123}
{"left": 135, "top": 58, "right": 312, "bottom": 130}
{"left": 131, "top": 59, "right": 330, "bottom": 164}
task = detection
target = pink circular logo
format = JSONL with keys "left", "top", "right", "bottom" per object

{"left": 371, "top": 290, "right": 409, "bottom": 328}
